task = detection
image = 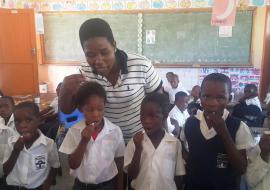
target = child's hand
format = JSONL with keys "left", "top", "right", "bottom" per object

{"left": 14, "top": 137, "right": 24, "bottom": 152}
{"left": 133, "top": 131, "right": 144, "bottom": 150}
{"left": 206, "top": 112, "right": 227, "bottom": 136}
{"left": 81, "top": 123, "right": 95, "bottom": 143}
{"left": 259, "top": 134, "right": 270, "bottom": 162}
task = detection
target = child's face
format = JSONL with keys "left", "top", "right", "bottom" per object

{"left": 170, "top": 76, "right": 179, "bottom": 89}
{"left": 191, "top": 86, "right": 200, "bottom": 99}
{"left": 14, "top": 108, "right": 39, "bottom": 142}
{"left": 200, "top": 81, "right": 230, "bottom": 116}
{"left": 0, "top": 98, "right": 13, "bottom": 119}
{"left": 175, "top": 96, "right": 189, "bottom": 112}
{"left": 140, "top": 102, "right": 164, "bottom": 136}
{"left": 80, "top": 95, "right": 105, "bottom": 127}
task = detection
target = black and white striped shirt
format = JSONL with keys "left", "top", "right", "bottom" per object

{"left": 81, "top": 50, "right": 162, "bottom": 143}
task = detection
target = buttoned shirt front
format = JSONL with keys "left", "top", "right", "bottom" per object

{"left": 3, "top": 131, "right": 60, "bottom": 188}
{"left": 168, "top": 105, "right": 189, "bottom": 133}
{"left": 124, "top": 132, "right": 185, "bottom": 190}
{"left": 59, "top": 117, "right": 125, "bottom": 184}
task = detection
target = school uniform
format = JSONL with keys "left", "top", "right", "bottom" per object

{"left": 246, "top": 145, "right": 270, "bottom": 190}
{"left": 0, "top": 114, "right": 16, "bottom": 132}
{"left": 0, "top": 124, "right": 16, "bottom": 189}
{"left": 3, "top": 130, "right": 60, "bottom": 189}
{"left": 59, "top": 117, "right": 125, "bottom": 189}
{"left": 245, "top": 96, "right": 262, "bottom": 111}
{"left": 124, "top": 132, "right": 186, "bottom": 190}
{"left": 180, "top": 109, "right": 255, "bottom": 190}
{"left": 168, "top": 105, "right": 189, "bottom": 133}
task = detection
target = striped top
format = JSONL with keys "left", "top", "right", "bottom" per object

{"left": 81, "top": 50, "right": 162, "bottom": 143}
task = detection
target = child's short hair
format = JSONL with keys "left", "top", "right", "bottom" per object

{"left": 201, "top": 73, "right": 232, "bottom": 93}
{"left": 244, "top": 84, "right": 258, "bottom": 93}
{"left": 79, "top": 18, "right": 115, "bottom": 47}
{"left": 76, "top": 81, "right": 107, "bottom": 108}
{"left": 15, "top": 101, "right": 39, "bottom": 116}
{"left": 141, "top": 92, "right": 170, "bottom": 116}
{"left": 175, "top": 91, "right": 188, "bottom": 102}
{"left": 0, "top": 96, "right": 15, "bottom": 106}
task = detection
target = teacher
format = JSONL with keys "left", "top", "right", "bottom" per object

{"left": 59, "top": 18, "right": 162, "bottom": 143}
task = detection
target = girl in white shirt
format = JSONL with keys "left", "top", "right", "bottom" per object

{"left": 59, "top": 81, "right": 125, "bottom": 190}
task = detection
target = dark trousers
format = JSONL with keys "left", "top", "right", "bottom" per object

{"left": 123, "top": 173, "right": 133, "bottom": 190}
{"left": 72, "top": 178, "right": 115, "bottom": 190}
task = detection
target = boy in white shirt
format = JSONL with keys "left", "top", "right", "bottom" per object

{"left": 3, "top": 101, "right": 60, "bottom": 190}
{"left": 168, "top": 91, "right": 190, "bottom": 137}
{"left": 59, "top": 81, "right": 125, "bottom": 190}
{"left": 125, "top": 93, "right": 185, "bottom": 190}
{"left": 0, "top": 96, "right": 16, "bottom": 131}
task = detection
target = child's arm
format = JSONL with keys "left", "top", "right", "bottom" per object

{"left": 246, "top": 135, "right": 270, "bottom": 188}
{"left": 3, "top": 137, "right": 24, "bottom": 176}
{"left": 209, "top": 113, "right": 247, "bottom": 174}
{"left": 68, "top": 124, "right": 94, "bottom": 169}
{"left": 127, "top": 131, "right": 144, "bottom": 179}
{"left": 115, "top": 157, "right": 123, "bottom": 190}
{"left": 42, "top": 167, "right": 57, "bottom": 190}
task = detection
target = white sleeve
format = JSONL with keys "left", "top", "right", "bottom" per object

{"left": 246, "top": 145, "right": 270, "bottom": 188}
{"left": 124, "top": 139, "right": 135, "bottom": 172}
{"left": 48, "top": 142, "right": 60, "bottom": 169}
{"left": 59, "top": 129, "right": 78, "bottom": 155}
{"left": 235, "top": 122, "right": 256, "bottom": 150}
{"left": 115, "top": 129, "right": 125, "bottom": 158}
{"left": 175, "top": 141, "right": 186, "bottom": 176}
{"left": 167, "top": 117, "right": 175, "bottom": 134}
{"left": 144, "top": 60, "right": 162, "bottom": 93}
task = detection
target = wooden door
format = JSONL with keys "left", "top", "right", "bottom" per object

{"left": 0, "top": 8, "right": 38, "bottom": 96}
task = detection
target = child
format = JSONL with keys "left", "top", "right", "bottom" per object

{"left": 246, "top": 133, "right": 270, "bottom": 190}
{"left": 181, "top": 73, "right": 254, "bottom": 190}
{"left": 59, "top": 81, "right": 125, "bottom": 190}
{"left": 232, "top": 84, "right": 263, "bottom": 128}
{"left": 0, "top": 96, "right": 16, "bottom": 132}
{"left": 168, "top": 91, "right": 190, "bottom": 137}
{"left": 124, "top": 93, "right": 185, "bottom": 190}
{"left": 3, "top": 101, "right": 60, "bottom": 190}
{"left": 189, "top": 85, "right": 201, "bottom": 104}
{"left": 164, "top": 74, "right": 189, "bottom": 105}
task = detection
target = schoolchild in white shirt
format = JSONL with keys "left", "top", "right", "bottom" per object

{"left": 59, "top": 81, "right": 125, "bottom": 190}
{"left": 168, "top": 91, "right": 190, "bottom": 137}
{"left": 3, "top": 102, "right": 60, "bottom": 190}
{"left": 124, "top": 93, "right": 185, "bottom": 190}
{"left": 0, "top": 96, "right": 16, "bottom": 132}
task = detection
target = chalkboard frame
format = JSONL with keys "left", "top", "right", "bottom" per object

{"left": 41, "top": 8, "right": 254, "bottom": 67}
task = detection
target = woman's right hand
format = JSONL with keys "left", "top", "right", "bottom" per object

{"left": 61, "top": 74, "right": 86, "bottom": 94}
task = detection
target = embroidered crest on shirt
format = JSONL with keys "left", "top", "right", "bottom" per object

{"left": 34, "top": 155, "right": 47, "bottom": 170}
{"left": 216, "top": 153, "right": 228, "bottom": 169}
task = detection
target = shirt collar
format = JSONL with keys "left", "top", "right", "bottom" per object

{"left": 10, "top": 130, "right": 48, "bottom": 147}
{"left": 143, "top": 131, "right": 177, "bottom": 142}
{"left": 73, "top": 118, "right": 115, "bottom": 137}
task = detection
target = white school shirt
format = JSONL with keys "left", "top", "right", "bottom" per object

{"left": 0, "top": 114, "right": 16, "bottom": 132}
{"left": 246, "top": 144, "right": 270, "bottom": 190}
{"left": 0, "top": 124, "right": 16, "bottom": 177}
{"left": 180, "top": 109, "right": 255, "bottom": 150}
{"left": 168, "top": 105, "right": 189, "bottom": 133}
{"left": 165, "top": 86, "right": 189, "bottom": 104}
{"left": 59, "top": 117, "right": 125, "bottom": 184}
{"left": 3, "top": 131, "right": 60, "bottom": 188}
{"left": 245, "top": 96, "right": 262, "bottom": 111}
{"left": 124, "top": 132, "right": 186, "bottom": 190}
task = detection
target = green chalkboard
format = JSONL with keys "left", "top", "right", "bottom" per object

{"left": 142, "top": 11, "right": 253, "bottom": 65}
{"left": 44, "top": 13, "right": 139, "bottom": 62}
